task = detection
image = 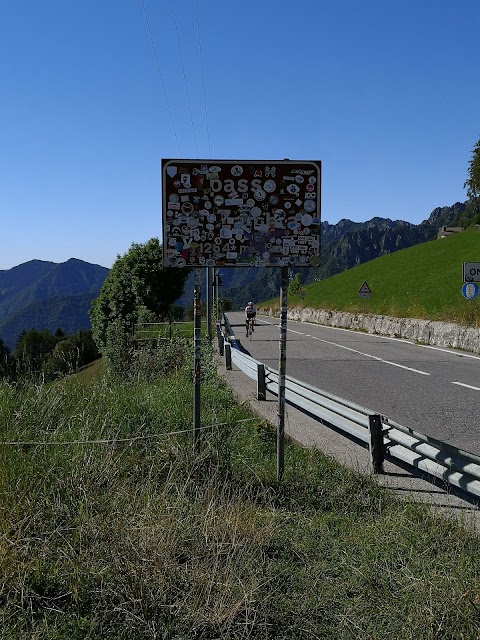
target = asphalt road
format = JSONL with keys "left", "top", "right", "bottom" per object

{"left": 226, "top": 312, "right": 480, "bottom": 456}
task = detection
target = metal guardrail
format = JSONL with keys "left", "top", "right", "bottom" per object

{"left": 219, "top": 316, "right": 480, "bottom": 500}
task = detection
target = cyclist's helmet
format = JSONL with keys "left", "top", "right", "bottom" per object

{"left": 248, "top": 301, "right": 253, "bottom": 306}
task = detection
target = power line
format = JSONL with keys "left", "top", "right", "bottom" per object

{"left": 140, "top": 0, "right": 183, "bottom": 157}
{"left": 171, "top": 0, "right": 199, "bottom": 157}
{"left": 195, "top": 0, "right": 212, "bottom": 159}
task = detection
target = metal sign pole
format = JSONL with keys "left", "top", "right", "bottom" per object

{"left": 215, "top": 270, "right": 220, "bottom": 323}
{"left": 206, "top": 266, "right": 212, "bottom": 339}
{"left": 193, "top": 268, "right": 202, "bottom": 453}
{"left": 277, "top": 266, "right": 288, "bottom": 481}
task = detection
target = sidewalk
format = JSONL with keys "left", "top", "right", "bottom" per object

{"left": 218, "top": 353, "right": 480, "bottom": 531}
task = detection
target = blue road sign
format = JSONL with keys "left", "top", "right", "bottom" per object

{"left": 462, "top": 282, "right": 479, "bottom": 300}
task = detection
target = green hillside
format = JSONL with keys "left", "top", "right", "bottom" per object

{"left": 278, "top": 228, "right": 480, "bottom": 324}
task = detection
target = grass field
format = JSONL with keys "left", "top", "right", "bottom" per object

{"left": 273, "top": 228, "right": 480, "bottom": 325}
{"left": 1, "top": 341, "right": 479, "bottom": 638}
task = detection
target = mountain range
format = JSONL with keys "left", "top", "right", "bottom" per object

{"left": 0, "top": 201, "right": 467, "bottom": 349}
{"left": 179, "top": 201, "right": 467, "bottom": 308}
{"left": 0, "top": 259, "right": 109, "bottom": 349}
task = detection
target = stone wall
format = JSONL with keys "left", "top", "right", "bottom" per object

{"left": 262, "top": 307, "right": 480, "bottom": 354}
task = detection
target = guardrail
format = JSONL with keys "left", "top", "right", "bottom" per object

{"left": 218, "top": 317, "right": 480, "bottom": 500}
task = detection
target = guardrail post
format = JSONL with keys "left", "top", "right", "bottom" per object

{"left": 257, "top": 363, "right": 266, "bottom": 400}
{"left": 369, "top": 414, "right": 384, "bottom": 474}
{"left": 216, "top": 324, "right": 224, "bottom": 355}
{"left": 225, "top": 342, "right": 232, "bottom": 370}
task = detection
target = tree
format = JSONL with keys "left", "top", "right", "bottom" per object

{"left": 90, "top": 238, "right": 190, "bottom": 371}
{"left": 288, "top": 273, "right": 302, "bottom": 296}
{"left": 463, "top": 137, "right": 480, "bottom": 224}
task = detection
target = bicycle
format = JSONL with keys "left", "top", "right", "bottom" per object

{"left": 246, "top": 317, "right": 254, "bottom": 340}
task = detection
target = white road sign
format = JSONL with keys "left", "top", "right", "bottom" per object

{"left": 358, "top": 281, "right": 372, "bottom": 298}
{"left": 463, "top": 262, "right": 480, "bottom": 282}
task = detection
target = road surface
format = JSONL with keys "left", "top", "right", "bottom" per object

{"left": 225, "top": 312, "right": 480, "bottom": 456}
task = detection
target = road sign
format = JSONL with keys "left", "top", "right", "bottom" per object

{"left": 463, "top": 262, "right": 480, "bottom": 282}
{"left": 162, "top": 159, "right": 321, "bottom": 268}
{"left": 358, "top": 281, "right": 372, "bottom": 298}
{"left": 462, "top": 282, "right": 479, "bottom": 300}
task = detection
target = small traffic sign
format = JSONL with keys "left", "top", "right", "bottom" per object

{"left": 462, "top": 282, "right": 479, "bottom": 300}
{"left": 463, "top": 262, "right": 480, "bottom": 282}
{"left": 358, "top": 281, "right": 372, "bottom": 298}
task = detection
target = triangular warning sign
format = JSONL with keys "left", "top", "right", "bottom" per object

{"left": 358, "top": 281, "right": 372, "bottom": 296}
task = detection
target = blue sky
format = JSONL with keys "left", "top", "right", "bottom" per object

{"left": 1, "top": 0, "right": 478, "bottom": 270}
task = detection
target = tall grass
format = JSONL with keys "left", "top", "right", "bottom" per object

{"left": 1, "top": 341, "right": 479, "bottom": 638}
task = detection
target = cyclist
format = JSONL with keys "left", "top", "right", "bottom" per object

{"left": 245, "top": 301, "right": 256, "bottom": 336}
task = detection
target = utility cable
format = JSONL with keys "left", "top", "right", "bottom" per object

{"left": 171, "top": 0, "right": 199, "bottom": 157}
{"left": 195, "top": 0, "right": 212, "bottom": 158}
{"left": 140, "top": 0, "right": 183, "bottom": 157}
{"left": 0, "top": 418, "right": 259, "bottom": 447}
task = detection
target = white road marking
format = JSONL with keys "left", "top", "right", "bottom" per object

{"left": 306, "top": 334, "right": 430, "bottom": 375}
{"left": 280, "top": 317, "right": 480, "bottom": 361}
{"left": 257, "top": 318, "right": 430, "bottom": 375}
{"left": 452, "top": 382, "right": 480, "bottom": 391}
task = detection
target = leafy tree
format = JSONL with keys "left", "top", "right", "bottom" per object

{"left": 14, "top": 329, "right": 57, "bottom": 375}
{"left": 462, "top": 137, "right": 480, "bottom": 226}
{"left": 90, "top": 238, "right": 190, "bottom": 372}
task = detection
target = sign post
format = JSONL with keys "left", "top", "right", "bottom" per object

{"left": 277, "top": 266, "right": 288, "bottom": 481}
{"left": 193, "top": 268, "right": 201, "bottom": 454}
{"left": 206, "top": 266, "right": 212, "bottom": 339}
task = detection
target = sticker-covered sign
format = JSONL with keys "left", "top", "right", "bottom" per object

{"left": 162, "top": 159, "right": 321, "bottom": 268}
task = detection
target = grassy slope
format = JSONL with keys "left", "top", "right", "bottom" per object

{"left": 280, "top": 228, "right": 480, "bottom": 324}
{"left": 1, "top": 344, "right": 480, "bottom": 638}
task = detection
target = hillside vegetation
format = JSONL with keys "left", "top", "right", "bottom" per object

{"left": 1, "top": 342, "right": 480, "bottom": 638}
{"left": 281, "top": 228, "right": 480, "bottom": 325}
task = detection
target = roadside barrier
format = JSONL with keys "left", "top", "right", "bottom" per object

{"left": 218, "top": 318, "right": 480, "bottom": 499}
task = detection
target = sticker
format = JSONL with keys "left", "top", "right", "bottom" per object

{"left": 265, "top": 165, "right": 276, "bottom": 177}
{"left": 209, "top": 165, "right": 221, "bottom": 172}
{"left": 306, "top": 183, "right": 315, "bottom": 192}
{"left": 168, "top": 202, "right": 180, "bottom": 210}
{"left": 166, "top": 165, "right": 177, "bottom": 178}
{"left": 309, "top": 255, "right": 321, "bottom": 266}
{"left": 264, "top": 179, "right": 276, "bottom": 193}
{"left": 294, "top": 175, "right": 304, "bottom": 184}
{"left": 269, "top": 194, "right": 279, "bottom": 205}
{"left": 308, "top": 176, "right": 317, "bottom": 184}
{"left": 303, "top": 200, "right": 316, "bottom": 213}
{"left": 250, "top": 206, "right": 262, "bottom": 218}
{"left": 214, "top": 195, "right": 224, "bottom": 206}
{"left": 181, "top": 174, "right": 191, "bottom": 187}
{"left": 204, "top": 201, "right": 212, "bottom": 209}
{"left": 287, "top": 184, "right": 300, "bottom": 195}
{"left": 231, "top": 164, "right": 243, "bottom": 176}
{"left": 207, "top": 213, "right": 216, "bottom": 223}
{"left": 225, "top": 198, "right": 243, "bottom": 206}
{"left": 254, "top": 189, "right": 266, "bottom": 201}
{"left": 169, "top": 193, "right": 180, "bottom": 203}
{"left": 181, "top": 202, "right": 194, "bottom": 213}
{"left": 284, "top": 201, "right": 292, "bottom": 209}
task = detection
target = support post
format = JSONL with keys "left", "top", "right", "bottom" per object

{"left": 369, "top": 414, "right": 384, "bottom": 474}
{"left": 193, "top": 269, "right": 202, "bottom": 454}
{"left": 277, "top": 266, "right": 288, "bottom": 481}
{"left": 257, "top": 363, "right": 266, "bottom": 401}
{"left": 215, "top": 269, "right": 220, "bottom": 324}
{"left": 216, "top": 323, "right": 224, "bottom": 355}
{"left": 225, "top": 341, "right": 232, "bottom": 370}
{"left": 206, "top": 266, "right": 212, "bottom": 340}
